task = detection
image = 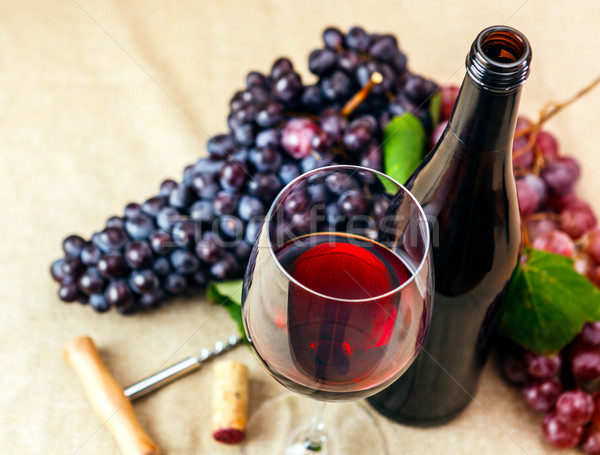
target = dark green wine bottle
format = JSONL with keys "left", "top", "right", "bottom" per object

{"left": 368, "top": 25, "right": 532, "bottom": 426}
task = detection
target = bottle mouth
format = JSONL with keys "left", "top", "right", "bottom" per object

{"left": 466, "top": 26, "right": 532, "bottom": 91}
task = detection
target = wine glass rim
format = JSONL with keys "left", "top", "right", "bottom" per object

{"left": 265, "top": 164, "right": 431, "bottom": 303}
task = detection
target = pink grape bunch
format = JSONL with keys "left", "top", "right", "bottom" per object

{"left": 499, "top": 331, "right": 600, "bottom": 452}
{"left": 435, "top": 85, "right": 600, "bottom": 453}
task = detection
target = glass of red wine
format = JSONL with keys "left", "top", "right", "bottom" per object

{"left": 241, "top": 165, "right": 432, "bottom": 454}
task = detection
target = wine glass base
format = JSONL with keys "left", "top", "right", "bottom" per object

{"left": 241, "top": 393, "right": 387, "bottom": 455}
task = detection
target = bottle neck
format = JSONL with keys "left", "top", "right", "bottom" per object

{"left": 447, "top": 74, "right": 522, "bottom": 153}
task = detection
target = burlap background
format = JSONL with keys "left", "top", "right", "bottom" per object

{"left": 1, "top": 1, "right": 599, "bottom": 454}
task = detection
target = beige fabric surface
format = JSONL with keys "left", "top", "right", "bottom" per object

{"left": 1, "top": 1, "right": 600, "bottom": 454}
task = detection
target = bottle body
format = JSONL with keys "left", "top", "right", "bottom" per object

{"left": 368, "top": 25, "right": 531, "bottom": 425}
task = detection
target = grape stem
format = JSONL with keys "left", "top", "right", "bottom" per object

{"left": 514, "top": 75, "right": 600, "bottom": 175}
{"left": 341, "top": 72, "right": 383, "bottom": 117}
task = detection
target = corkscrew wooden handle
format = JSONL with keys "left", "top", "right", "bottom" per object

{"left": 63, "top": 336, "right": 160, "bottom": 455}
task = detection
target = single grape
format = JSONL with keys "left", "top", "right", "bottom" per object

{"left": 206, "top": 133, "right": 235, "bottom": 159}
{"left": 308, "top": 49, "right": 337, "bottom": 76}
{"left": 163, "top": 273, "right": 187, "bottom": 294}
{"left": 195, "top": 233, "right": 224, "bottom": 264}
{"left": 153, "top": 256, "right": 171, "bottom": 276}
{"left": 255, "top": 128, "right": 280, "bottom": 148}
{"left": 58, "top": 282, "right": 80, "bottom": 303}
{"left": 320, "top": 109, "right": 347, "bottom": 140}
{"left": 256, "top": 100, "right": 284, "bottom": 128}
{"left": 125, "top": 214, "right": 155, "bottom": 240}
{"left": 89, "top": 293, "right": 110, "bottom": 313}
{"left": 570, "top": 342, "right": 600, "bottom": 380}
{"left": 360, "top": 143, "right": 383, "bottom": 171}
{"left": 106, "top": 216, "right": 125, "bottom": 229}
{"left": 582, "top": 427, "right": 600, "bottom": 455}
{"left": 555, "top": 390, "right": 594, "bottom": 427}
{"left": 124, "top": 202, "right": 142, "bottom": 220}
{"left": 281, "top": 118, "right": 319, "bottom": 159}
{"left": 93, "top": 227, "right": 128, "bottom": 252}
{"left": 169, "top": 183, "right": 197, "bottom": 209}
{"left": 61, "top": 257, "right": 84, "bottom": 279}
{"left": 170, "top": 249, "right": 199, "bottom": 275}
{"left": 246, "top": 71, "right": 267, "bottom": 88}
{"left": 279, "top": 163, "right": 301, "bottom": 185}
{"left": 574, "top": 252, "right": 595, "bottom": 278}
{"left": 192, "top": 172, "right": 219, "bottom": 200}
{"left": 325, "top": 173, "right": 359, "bottom": 198}
{"left": 247, "top": 171, "right": 283, "bottom": 201}
{"left": 141, "top": 196, "right": 167, "bottom": 218}
{"left": 139, "top": 289, "right": 165, "bottom": 309}
{"left": 238, "top": 195, "right": 266, "bottom": 221}
{"left": 500, "top": 351, "right": 529, "bottom": 385}
{"left": 320, "top": 70, "right": 352, "bottom": 101}
{"left": 322, "top": 27, "right": 344, "bottom": 49}
{"left": 124, "top": 240, "right": 153, "bottom": 269}
{"left": 272, "top": 71, "right": 302, "bottom": 104}
{"left": 301, "top": 85, "right": 322, "bottom": 111}
{"left": 403, "top": 74, "right": 436, "bottom": 105}
{"left": 540, "top": 160, "right": 577, "bottom": 197}
{"left": 560, "top": 202, "right": 597, "bottom": 239}
{"left": 97, "top": 252, "right": 128, "bottom": 279}
{"left": 300, "top": 154, "right": 332, "bottom": 173}
{"left": 541, "top": 411, "right": 583, "bottom": 448}
{"left": 522, "top": 378, "right": 562, "bottom": 412}
{"left": 50, "top": 259, "right": 67, "bottom": 284}
{"left": 369, "top": 35, "right": 398, "bottom": 62}
{"left": 581, "top": 322, "right": 600, "bottom": 347}
{"left": 129, "top": 269, "right": 159, "bottom": 294}
{"left": 194, "top": 157, "right": 225, "bottom": 176}
{"left": 547, "top": 192, "right": 578, "bottom": 213}
{"left": 105, "top": 280, "right": 133, "bottom": 309}
{"left": 159, "top": 179, "right": 178, "bottom": 197}
{"left": 343, "top": 122, "right": 374, "bottom": 151}
{"left": 62, "top": 235, "right": 86, "bottom": 259}
{"left": 156, "top": 207, "right": 181, "bottom": 232}
{"left": 531, "top": 230, "right": 575, "bottom": 257}
{"left": 77, "top": 268, "right": 106, "bottom": 295}
{"left": 210, "top": 252, "right": 238, "bottom": 280}
{"left": 536, "top": 130, "right": 559, "bottom": 162}
{"left": 516, "top": 178, "right": 540, "bottom": 217}
{"left": 220, "top": 160, "right": 249, "bottom": 192}
{"left": 189, "top": 200, "right": 215, "bottom": 224}
{"left": 283, "top": 189, "right": 308, "bottom": 216}
{"left": 149, "top": 229, "right": 174, "bottom": 255}
{"left": 346, "top": 26, "right": 370, "bottom": 52}
{"left": 338, "top": 189, "right": 368, "bottom": 217}
{"left": 249, "top": 146, "right": 283, "bottom": 172}
{"left": 171, "top": 220, "right": 197, "bottom": 247}
{"left": 524, "top": 350, "right": 561, "bottom": 379}
{"left": 217, "top": 216, "right": 244, "bottom": 241}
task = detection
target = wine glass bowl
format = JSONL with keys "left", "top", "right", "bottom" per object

{"left": 242, "top": 166, "right": 432, "bottom": 402}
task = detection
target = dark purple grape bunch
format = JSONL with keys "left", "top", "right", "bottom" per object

{"left": 499, "top": 327, "right": 600, "bottom": 451}
{"left": 50, "top": 25, "right": 440, "bottom": 315}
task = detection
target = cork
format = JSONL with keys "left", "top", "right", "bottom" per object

{"left": 211, "top": 360, "right": 249, "bottom": 444}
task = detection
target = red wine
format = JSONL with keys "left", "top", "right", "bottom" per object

{"left": 368, "top": 26, "right": 532, "bottom": 425}
{"left": 244, "top": 232, "right": 427, "bottom": 401}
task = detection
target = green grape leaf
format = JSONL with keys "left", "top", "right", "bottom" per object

{"left": 207, "top": 280, "right": 246, "bottom": 340}
{"left": 382, "top": 113, "right": 426, "bottom": 189}
{"left": 498, "top": 248, "right": 600, "bottom": 354}
{"left": 428, "top": 90, "right": 442, "bottom": 128}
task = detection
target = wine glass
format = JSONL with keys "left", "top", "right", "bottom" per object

{"left": 241, "top": 165, "right": 432, "bottom": 454}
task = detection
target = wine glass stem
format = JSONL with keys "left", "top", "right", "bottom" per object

{"left": 305, "top": 401, "right": 326, "bottom": 451}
